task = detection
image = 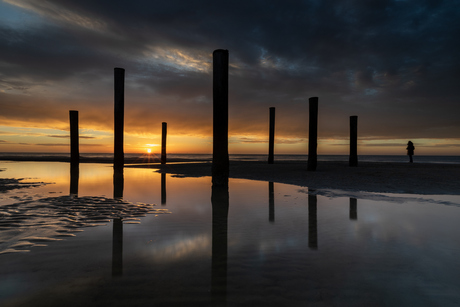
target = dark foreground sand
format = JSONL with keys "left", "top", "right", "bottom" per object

{"left": 132, "top": 161, "right": 460, "bottom": 195}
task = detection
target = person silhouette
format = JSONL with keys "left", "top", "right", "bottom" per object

{"left": 406, "top": 141, "right": 415, "bottom": 163}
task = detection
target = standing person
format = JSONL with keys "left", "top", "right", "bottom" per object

{"left": 406, "top": 141, "right": 415, "bottom": 163}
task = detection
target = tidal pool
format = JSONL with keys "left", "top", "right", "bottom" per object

{"left": 1, "top": 161, "right": 460, "bottom": 306}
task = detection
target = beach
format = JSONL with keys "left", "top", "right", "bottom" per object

{"left": 1, "top": 154, "right": 459, "bottom": 195}
{"left": 131, "top": 161, "right": 460, "bottom": 195}
{"left": 2, "top": 159, "right": 460, "bottom": 306}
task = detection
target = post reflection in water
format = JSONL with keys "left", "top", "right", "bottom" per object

{"left": 112, "top": 218, "right": 123, "bottom": 277}
{"left": 113, "top": 168, "right": 124, "bottom": 199}
{"left": 308, "top": 193, "right": 318, "bottom": 250}
{"left": 269, "top": 181, "right": 275, "bottom": 223}
{"left": 69, "top": 162, "right": 79, "bottom": 196}
{"left": 350, "top": 197, "right": 358, "bottom": 220}
{"left": 161, "top": 173, "right": 166, "bottom": 205}
{"left": 211, "top": 181, "right": 229, "bottom": 305}
{"left": 112, "top": 167, "right": 124, "bottom": 276}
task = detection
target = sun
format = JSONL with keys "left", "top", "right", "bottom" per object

{"left": 147, "top": 148, "right": 151, "bottom": 154}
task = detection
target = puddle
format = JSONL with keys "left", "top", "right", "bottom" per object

{"left": 1, "top": 161, "right": 460, "bottom": 306}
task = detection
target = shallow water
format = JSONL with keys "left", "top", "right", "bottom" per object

{"left": 1, "top": 161, "right": 460, "bottom": 306}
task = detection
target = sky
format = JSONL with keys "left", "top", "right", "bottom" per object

{"left": 0, "top": 0, "right": 459, "bottom": 155}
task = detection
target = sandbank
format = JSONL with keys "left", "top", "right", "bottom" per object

{"left": 135, "top": 161, "right": 460, "bottom": 195}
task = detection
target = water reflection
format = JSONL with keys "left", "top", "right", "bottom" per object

{"left": 69, "top": 163, "right": 79, "bottom": 196}
{"left": 269, "top": 181, "right": 274, "bottom": 223}
{"left": 211, "top": 182, "right": 229, "bottom": 305}
{"left": 112, "top": 166, "right": 124, "bottom": 276}
{"left": 350, "top": 197, "right": 358, "bottom": 220}
{"left": 2, "top": 162, "right": 460, "bottom": 305}
{"left": 113, "top": 169, "right": 124, "bottom": 199}
{"left": 308, "top": 192, "right": 318, "bottom": 250}
{"left": 112, "top": 218, "right": 123, "bottom": 276}
{"left": 161, "top": 173, "right": 166, "bottom": 205}
{"left": 0, "top": 163, "right": 168, "bottom": 255}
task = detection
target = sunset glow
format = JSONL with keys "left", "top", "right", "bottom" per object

{"left": 0, "top": 1, "right": 459, "bottom": 155}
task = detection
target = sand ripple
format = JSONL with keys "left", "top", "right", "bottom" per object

{"left": 0, "top": 195, "right": 170, "bottom": 255}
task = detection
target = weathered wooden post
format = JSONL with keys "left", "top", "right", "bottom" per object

{"left": 269, "top": 181, "right": 275, "bottom": 222}
{"left": 114, "top": 67, "right": 125, "bottom": 172}
{"left": 349, "top": 115, "right": 358, "bottom": 167}
{"left": 308, "top": 192, "right": 318, "bottom": 250}
{"left": 69, "top": 110, "right": 79, "bottom": 165}
{"left": 112, "top": 218, "right": 123, "bottom": 277}
{"left": 212, "top": 49, "right": 229, "bottom": 186}
{"left": 268, "top": 107, "right": 275, "bottom": 164}
{"left": 307, "top": 97, "right": 318, "bottom": 171}
{"left": 350, "top": 197, "right": 357, "bottom": 220}
{"left": 161, "top": 122, "right": 167, "bottom": 164}
{"left": 69, "top": 110, "right": 79, "bottom": 196}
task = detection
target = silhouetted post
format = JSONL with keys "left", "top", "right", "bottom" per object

{"left": 269, "top": 181, "right": 275, "bottom": 223}
{"left": 114, "top": 67, "right": 125, "bottom": 173}
{"left": 69, "top": 110, "right": 79, "bottom": 165}
{"left": 350, "top": 198, "right": 357, "bottom": 220}
{"left": 112, "top": 218, "right": 123, "bottom": 277}
{"left": 161, "top": 173, "right": 166, "bottom": 205}
{"left": 349, "top": 115, "right": 358, "bottom": 167}
{"left": 268, "top": 107, "right": 275, "bottom": 164}
{"left": 211, "top": 183, "right": 229, "bottom": 304}
{"left": 212, "top": 49, "right": 229, "bottom": 186}
{"left": 308, "top": 192, "right": 318, "bottom": 250}
{"left": 307, "top": 97, "right": 318, "bottom": 171}
{"left": 161, "top": 122, "right": 167, "bottom": 164}
{"left": 69, "top": 110, "right": 79, "bottom": 197}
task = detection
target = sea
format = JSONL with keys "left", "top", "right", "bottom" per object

{"left": 0, "top": 152, "right": 459, "bottom": 164}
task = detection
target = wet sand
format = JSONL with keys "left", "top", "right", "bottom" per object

{"left": 1, "top": 157, "right": 459, "bottom": 195}
{"left": 135, "top": 161, "right": 460, "bottom": 195}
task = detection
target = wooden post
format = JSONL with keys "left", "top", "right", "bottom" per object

{"left": 308, "top": 192, "right": 318, "bottom": 250}
{"left": 349, "top": 115, "right": 358, "bottom": 167}
{"left": 69, "top": 110, "right": 79, "bottom": 197}
{"left": 114, "top": 67, "right": 125, "bottom": 172}
{"left": 350, "top": 198, "right": 357, "bottom": 220}
{"left": 161, "top": 122, "right": 167, "bottom": 164}
{"left": 307, "top": 97, "right": 318, "bottom": 171}
{"left": 212, "top": 49, "right": 229, "bottom": 186}
{"left": 269, "top": 181, "right": 274, "bottom": 222}
{"left": 268, "top": 107, "right": 275, "bottom": 164}
{"left": 69, "top": 110, "right": 79, "bottom": 165}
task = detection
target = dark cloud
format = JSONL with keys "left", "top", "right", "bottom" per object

{"left": 0, "top": 0, "right": 459, "bottom": 147}
{"left": 48, "top": 135, "right": 95, "bottom": 139}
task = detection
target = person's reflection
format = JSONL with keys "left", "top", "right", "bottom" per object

{"left": 211, "top": 182, "right": 229, "bottom": 305}
{"left": 70, "top": 162, "right": 79, "bottom": 197}
{"left": 308, "top": 192, "right": 318, "bottom": 250}
{"left": 269, "top": 181, "right": 274, "bottom": 223}
{"left": 350, "top": 198, "right": 357, "bottom": 220}
{"left": 112, "top": 218, "right": 123, "bottom": 277}
{"left": 161, "top": 173, "right": 166, "bottom": 205}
